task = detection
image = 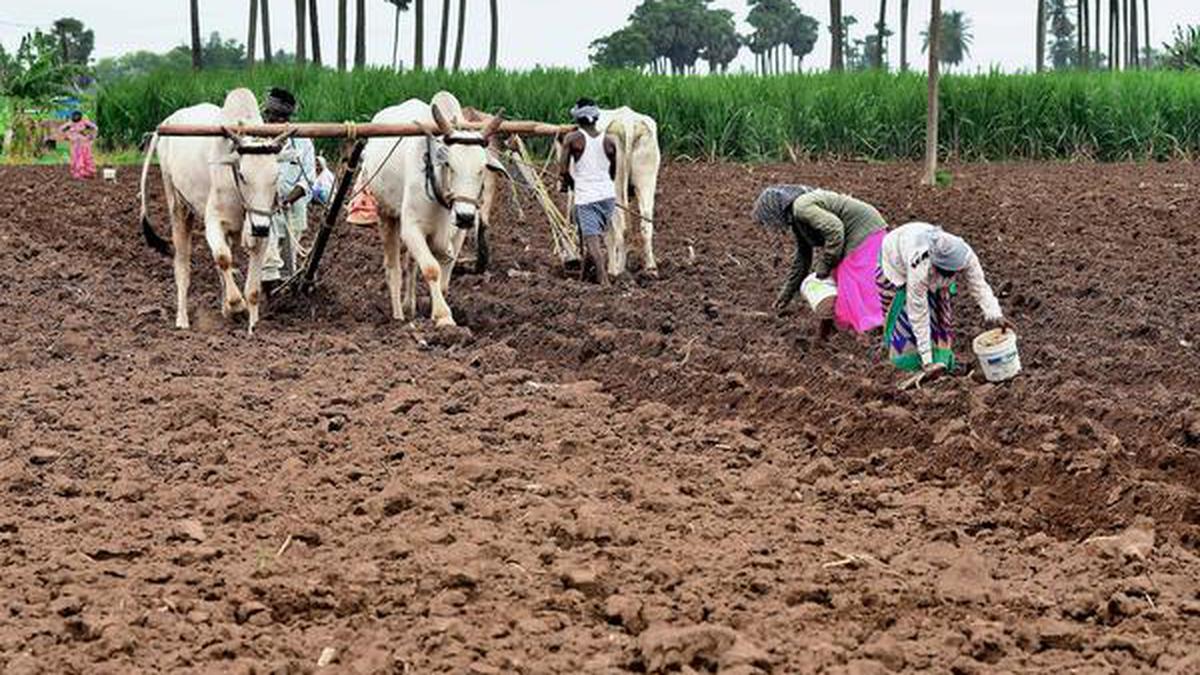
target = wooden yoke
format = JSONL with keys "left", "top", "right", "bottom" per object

{"left": 156, "top": 120, "right": 576, "bottom": 138}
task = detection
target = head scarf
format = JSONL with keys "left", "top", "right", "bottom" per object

{"left": 570, "top": 102, "right": 601, "bottom": 125}
{"left": 927, "top": 228, "right": 972, "bottom": 271}
{"left": 752, "top": 185, "right": 813, "bottom": 230}
{"left": 263, "top": 87, "right": 298, "bottom": 119}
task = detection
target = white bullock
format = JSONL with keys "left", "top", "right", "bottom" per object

{"left": 595, "top": 107, "right": 662, "bottom": 278}
{"left": 139, "top": 88, "right": 290, "bottom": 333}
{"left": 361, "top": 91, "right": 504, "bottom": 326}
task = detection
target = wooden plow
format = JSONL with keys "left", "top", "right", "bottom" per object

{"left": 155, "top": 119, "right": 577, "bottom": 296}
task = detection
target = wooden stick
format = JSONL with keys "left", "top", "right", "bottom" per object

{"left": 156, "top": 120, "right": 576, "bottom": 138}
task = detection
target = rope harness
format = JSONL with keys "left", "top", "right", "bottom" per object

{"left": 424, "top": 133, "right": 488, "bottom": 226}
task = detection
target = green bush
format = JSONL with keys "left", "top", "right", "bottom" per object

{"left": 97, "top": 65, "right": 1200, "bottom": 161}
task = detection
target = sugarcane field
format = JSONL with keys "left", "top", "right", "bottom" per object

{"left": 3, "top": 2, "right": 1200, "bottom": 674}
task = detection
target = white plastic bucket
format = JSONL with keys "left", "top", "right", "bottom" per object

{"left": 801, "top": 274, "right": 837, "bottom": 318}
{"left": 973, "top": 329, "right": 1021, "bottom": 382}
{"left": 102, "top": 168, "right": 117, "bottom": 182}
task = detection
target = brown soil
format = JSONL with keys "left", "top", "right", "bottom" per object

{"left": 2, "top": 161, "right": 1199, "bottom": 674}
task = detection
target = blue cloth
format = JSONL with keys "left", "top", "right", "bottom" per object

{"left": 575, "top": 198, "right": 615, "bottom": 237}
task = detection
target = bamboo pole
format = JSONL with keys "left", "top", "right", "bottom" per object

{"left": 156, "top": 120, "right": 576, "bottom": 138}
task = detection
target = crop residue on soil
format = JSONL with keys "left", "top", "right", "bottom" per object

{"left": 2, "top": 163, "right": 1200, "bottom": 673}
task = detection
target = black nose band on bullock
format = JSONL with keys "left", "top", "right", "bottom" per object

{"left": 444, "top": 135, "right": 489, "bottom": 147}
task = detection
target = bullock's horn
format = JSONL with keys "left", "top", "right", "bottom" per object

{"left": 269, "top": 128, "right": 296, "bottom": 150}
{"left": 431, "top": 104, "right": 454, "bottom": 136}
{"left": 482, "top": 108, "right": 506, "bottom": 141}
{"left": 221, "top": 126, "right": 246, "bottom": 148}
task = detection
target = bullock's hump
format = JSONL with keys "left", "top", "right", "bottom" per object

{"left": 222, "top": 88, "right": 264, "bottom": 126}
{"left": 370, "top": 99, "right": 433, "bottom": 125}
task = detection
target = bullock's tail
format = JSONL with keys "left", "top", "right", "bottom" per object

{"left": 138, "top": 131, "right": 171, "bottom": 257}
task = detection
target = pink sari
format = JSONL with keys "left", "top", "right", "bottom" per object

{"left": 832, "top": 229, "right": 886, "bottom": 333}
{"left": 63, "top": 120, "right": 98, "bottom": 180}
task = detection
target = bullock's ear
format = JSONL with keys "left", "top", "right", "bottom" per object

{"left": 485, "top": 152, "right": 510, "bottom": 179}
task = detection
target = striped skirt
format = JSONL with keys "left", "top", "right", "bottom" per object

{"left": 876, "top": 268, "right": 956, "bottom": 372}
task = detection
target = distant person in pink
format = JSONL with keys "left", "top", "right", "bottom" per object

{"left": 61, "top": 111, "right": 98, "bottom": 180}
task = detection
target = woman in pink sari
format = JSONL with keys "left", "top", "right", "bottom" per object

{"left": 61, "top": 111, "right": 98, "bottom": 180}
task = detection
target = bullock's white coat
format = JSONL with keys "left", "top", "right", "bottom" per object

{"left": 140, "top": 88, "right": 279, "bottom": 332}
{"left": 361, "top": 92, "right": 496, "bottom": 326}
{"left": 596, "top": 107, "right": 661, "bottom": 277}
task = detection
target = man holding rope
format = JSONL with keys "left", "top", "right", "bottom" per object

{"left": 262, "top": 88, "right": 317, "bottom": 290}
{"left": 559, "top": 98, "right": 617, "bottom": 286}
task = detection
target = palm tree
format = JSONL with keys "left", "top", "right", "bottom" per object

{"left": 385, "top": 0, "right": 410, "bottom": 70}
{"left": 922, "top": 10, "right": 972, "bottom": 68}
{"left": 875, "top": 0, "right": 888, "bottom": 69}
{"left": 1142, "top": 0, "right": 1149, "bottom": 63}
{"left": 488, "top": 0, "right": 498, "bottom": 69}
{"left": 1108, "top": 0, "right": 1118, "bottom": 70}
{"left": 190, "top": 0, "right": 203, "bottom": 69}
{"left": 309, "top": 0, "right": 323, "bottom": 66}
{"left": 1128, "top": 0, "right": 1138, "bottom": 68}
{"left": 248, "top": 0, "right": 259, "bottom": 66}
{"left": 900, "top": 0, "right": 910, "bottom": 70}
{"left": 338, "top": 0, "right": 347, "bottom": 70}
{"left": 830, "top": 0, "right": 844, "bottom": 71}
{"left": 452, "top": 0, "right": 467, "bottom": 71}
{"left": 414, "top": 0, "right": 425, "bottom": 70}
{"left": 922, "top": 0, "right": 941, "bottom": 186}
{"left": 294, "top": 0, "right": 307, "bottom": 64}
{"left": 437, "top": 0, "right": 451, "bottom": 70}
{"left": 1036, "top": 0, "right": 1046, "bottom": 71}
{"left": 262, "top": 0, "right": 273, "bottom": 63}
{"left": 354, "top": 0, "right": 366, "bottom": 69}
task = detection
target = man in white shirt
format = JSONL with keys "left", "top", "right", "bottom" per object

{"left": 558, "top": 98, "right": 617, "bottom": 286}
{"left": 261, "top": 88, "right": 317, "bottom": 288}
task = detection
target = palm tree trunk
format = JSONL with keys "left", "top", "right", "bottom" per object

{"left": 309, "top": 0, "right": 322, "bottom": 66}
{"left": 414, "top": 0, "right": 425, "bottom": 71}
{"left": 190, "top": 0, "right": 203, "bottom": 70}
{"left": 437, "top": 0, "right": 451, "bottom": 70}
{"left": 1109, "top": 0, "right": 1118, "bottom": 70}
{"left": 294, "top": 0, "right": 307, "bottom": 64}
{"left": 876, "top": 0, "right": 888, "bottom": 69}
{"left": 1142, "top": 0, "right": 1149, "bottom": 65}
{"left": 830, "top": 0, "right": 844, "bottom": 71}
{"left": 337, "top": 0, "right": 347, "bottom": 71}
{"left": 1095, "top": 0, "right": 1101, "bottom": 67}
{"left": 391, "top": 3, "right": 401, "bottom": 69}
{"left": 452, "top": 0, "right": 467, "bottom": 71}
{"left": 262, "top": 0, "right": 273, "bottom": 63}
{"left": 1080, "top": 0, "right": 1089, "bottom": 67}
{"left": 488, "top": 0, "right": 498, "bottom": 70}
{"left": 248, "top": 0, "right": 259, "bottom": 67}
{"left": 1036, "top": 0, "right": 1046, "bottom": 72}
{"left": 354, "top": 0, "right": 366, "bottom": 69}
{"left": 309, "top": 0, "right": 324, "bottom": 65}
{"left": 1130, "top": 0, "right": 1139, "bottom": 67}
{"left": 922, "top": 0, "right": 941, "bottom": 186}
{"left": 900, "top": 0, "right": 909, "bottom": 71}
{"left": 1081, "top": 0, "right": 1089, "bottom": 68}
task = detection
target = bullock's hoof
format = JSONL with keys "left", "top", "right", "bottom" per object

{"left": 435, "top": 316, "right": 457, "bottom": 328}
{"left": 175, "top": 317, "right": 190, "bottom": 330}
{"left": 645, "top": 267, "right": 660, "bottom": 279}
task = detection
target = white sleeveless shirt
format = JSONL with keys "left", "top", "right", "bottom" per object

{"left": 570, "top": 131, "right": 616, "bottom": 206}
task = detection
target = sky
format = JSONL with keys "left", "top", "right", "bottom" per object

{"left": 1, "top": 1, "right": 1197, "bottom": 74}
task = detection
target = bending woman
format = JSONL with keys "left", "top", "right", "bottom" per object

{"left": 752, "top": 185, "right": 888, "bottom": 336}
{"left": 878, "top": 222, "right": 1014, "bottom": 375}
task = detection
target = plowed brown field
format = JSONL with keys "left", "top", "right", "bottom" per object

{"left": 2, "top": 161, "right": 1199, "bottom": 674}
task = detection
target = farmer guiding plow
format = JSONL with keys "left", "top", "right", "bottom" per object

{"left": 142, "top": 88, "right": 579, "bottom": 332}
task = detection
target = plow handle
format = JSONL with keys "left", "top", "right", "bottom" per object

{"left": 299, "top": 140, "right": 367, "bottom": 293}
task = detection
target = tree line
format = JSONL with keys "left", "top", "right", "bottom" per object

{"left": 188, "top": 0, "right": 500, "bottom": 72}
{"left": 590, "top": 0, "right": 977, "bottom": 75}
{"left": 591, "top": 0, "right": 1187, "bottom": 74}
